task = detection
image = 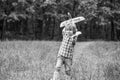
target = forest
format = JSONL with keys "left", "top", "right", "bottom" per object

{"left": 0, "top": 0, "right": 120, "bottom": 41}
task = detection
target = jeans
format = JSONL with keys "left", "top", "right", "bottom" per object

{"left": 52, "top": 56, "right": 72, "bottom": 80}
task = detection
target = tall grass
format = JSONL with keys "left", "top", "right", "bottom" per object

{"left": 0, "top": 41, "right": 120, "bottom": 80}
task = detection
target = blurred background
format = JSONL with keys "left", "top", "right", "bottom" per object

{"left": 0, "top": 0, "right": 120, "bottom": 41}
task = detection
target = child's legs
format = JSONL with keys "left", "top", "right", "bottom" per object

{"left": 53, "top": 57, "right": 63, "bottom": 80}
{"left": 64, "top": 58, "right": 72, "bottom": 76}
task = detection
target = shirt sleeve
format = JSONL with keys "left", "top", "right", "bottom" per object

{"left": 62, "top": 28, "right": 65, "bottom": 36}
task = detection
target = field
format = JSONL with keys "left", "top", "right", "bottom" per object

{"left": 0, "top": 41, "right": 120, "bottom": 80}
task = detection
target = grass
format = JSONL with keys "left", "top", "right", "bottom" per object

{"left": 0, "top": 41, "right": 120, "bottom": 80}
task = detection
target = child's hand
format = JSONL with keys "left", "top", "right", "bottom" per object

{"left": 71, "top": 31, "right": 82, "bottom": 38}
{"left": 75, "top": 31, "right": 82, "bottom": 36}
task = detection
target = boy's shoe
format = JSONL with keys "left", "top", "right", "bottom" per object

{"left": 50, "top": 78, "right": 53, "bottom": 80}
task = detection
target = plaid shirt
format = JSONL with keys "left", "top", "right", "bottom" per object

{"left": 57, "top": 30, "right": 77, "bottom": 59}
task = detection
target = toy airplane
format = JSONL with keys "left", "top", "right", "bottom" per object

{"left": 60, "top": 16, "right": 85, "bottom": 28}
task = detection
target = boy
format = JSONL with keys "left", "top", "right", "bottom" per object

{"left": 52, "top": 20, "right": 82, "bottom": 80}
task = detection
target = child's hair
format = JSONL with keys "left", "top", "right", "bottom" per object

{"left": 64, "top": 22, "right": 77, "bottom": 34}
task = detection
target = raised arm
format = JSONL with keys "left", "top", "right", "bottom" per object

{"left": 71, "top": 31, "right": 82, "bottom": 38}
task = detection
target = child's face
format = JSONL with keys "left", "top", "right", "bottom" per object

{"left": 64, "top": 24, "right": 77, "bottom": 34}
{"left": 65, "top": 31, "right": 73, "bottom": 36}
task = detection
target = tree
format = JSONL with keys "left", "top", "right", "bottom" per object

{"left": 0, "top": 0, "right": 35, "bottom": 40}
{"left": 0, "top": 0, "right": 120, "bottom": 41}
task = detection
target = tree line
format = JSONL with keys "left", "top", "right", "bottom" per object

{"left": 0, "top": 0, "right": 120, "bottom": 41}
